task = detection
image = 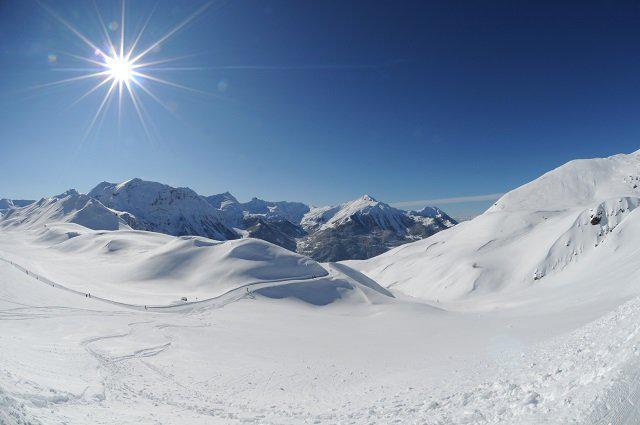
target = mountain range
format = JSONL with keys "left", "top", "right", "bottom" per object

{"left": 0, "top": 179, "right": 456, "bottom": 262}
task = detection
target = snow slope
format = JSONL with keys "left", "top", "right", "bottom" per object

{"left": 0, "top": 224, "right": 338, "bottom": 305}
{"left": 3, "top": 229, "right": 640, "bottom": 424}
{"left": 350, "top": 151, "right": 640, "bottom": 302}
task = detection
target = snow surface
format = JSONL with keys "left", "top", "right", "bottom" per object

{"left": 3, "top": 151, "right": 640, "bottom": 423}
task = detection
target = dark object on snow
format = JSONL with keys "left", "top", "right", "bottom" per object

{"left": 181, "top": 297, "right": 188, "bottom": 302}
{"left": 590, "top": 215, "right": 601, "bottom": 225}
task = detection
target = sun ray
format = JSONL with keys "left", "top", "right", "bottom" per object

{"left": 37, "top": 0, "right": 108, "bottom": 57}
{"left": 131, "top": 53, "right": 203, "bottom": 69}
{"left": 130, "top": 1, "right": 213, "bottom": 64}
{"left": 30, "top": 71, "right": 111, "bottom": 90}
{"left": 126, "top": 2, "right": 159, "bottom": 60}
{"left": 125, "top": 80, "right": 154, "bottom": 141}
{"left": 82, "top": 79, "right": 118, "bottom": 142}
{"left": 92, "top": 0, "right": 117, "bottom": 57}
{"left": 57, "top": 51, "right": 108, "bottom": 68}
{"left": 118, "top": 80, "right": 124, "bottom": 130}
{"left": 131, "top": 78, "right": 177, "bottom": 115}
{"left": 132, "top": 71, "right": 214, "bottom": 96}
{"left": 67, "top": 76, "right": 114, "bottom": 110}
{"left": 120, "top": 0, "right": 126, "bottom": 59}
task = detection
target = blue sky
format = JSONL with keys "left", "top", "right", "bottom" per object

{"left": 1, "top": 1, "right": 640, "bottom": 217}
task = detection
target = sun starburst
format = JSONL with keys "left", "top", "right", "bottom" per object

{"left": 36, "top": 0, "right": 216, "bottom": 142}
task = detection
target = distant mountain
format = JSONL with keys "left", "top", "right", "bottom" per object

{"left": 0, "top": 190, "right": 135, "bottom": 231}
{"left": 297, "top": 195, "right": 457, "bottom": 262}
{"left": 240, "top": 198, "right": 310, "bottom": 224}
{"left": 205, "top": 194, "right": 310, "bottom": 227}
{"left": 89, "top": 179, "right": 238, "bottom": 241}
{"left": 204, "top": 193, "right": 310, "bottom": 248}
{"left": 409, "top": 206, "right": 457, "bottom": 227}
{"left": 1, "top": 179, "right": 456, "bottom": 262}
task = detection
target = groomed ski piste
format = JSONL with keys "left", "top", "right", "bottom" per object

{"left": 4, "top": 151, "right": 640, "bottom": 424}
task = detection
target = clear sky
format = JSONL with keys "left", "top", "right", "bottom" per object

{"left": 1, "top": 1, "right": 640, "bottom": 217}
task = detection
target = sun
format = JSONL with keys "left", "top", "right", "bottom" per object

{"left": 36, "top": 0, "right": 215, "bottom": 142}
{"left": 104, "top": 54, "right": 134, "bottom": 83}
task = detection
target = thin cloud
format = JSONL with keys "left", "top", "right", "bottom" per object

{"left": 392, "top": 193, "right": 504, "bottom": 208}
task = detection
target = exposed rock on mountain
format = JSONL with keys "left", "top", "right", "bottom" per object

{"left": 297, "top": 195, "right": 456, "bottom": 262}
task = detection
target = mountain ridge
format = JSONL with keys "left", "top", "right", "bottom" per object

{"left": 1, "top": 179, "right": 456, "bottom": 262}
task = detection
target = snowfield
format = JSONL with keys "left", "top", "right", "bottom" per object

{"left": 3, "top": 151, "right": 640, "bottom": 423}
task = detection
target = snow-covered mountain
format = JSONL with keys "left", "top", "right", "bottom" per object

{"left": 203, "top": 191, "right": 455, "bottom": 261}
{"left": 205, "top": 194, "right": 309, "bottom": 228}
{"left": 298, "top": 195, "right": 456, "bottom": 261}
{"left": 350, "top": 150, "right": 640, "bottom": 302}
{"left": 240, "top": 197, "right": 310, "bottom": 224}
{"left": 204, "top": 193, "right": 309, "bottom": 248}
{"left": 0, "top": 190, "right": 136, "bottom": 231}
{"left": 89, "top": 179, "right": 238, "bottom": 241}
{"left": 0, "top": 199, "right": 34, "bottom": 210}
{"left": 1, "top": 180, "right": 455, "bottom": 261}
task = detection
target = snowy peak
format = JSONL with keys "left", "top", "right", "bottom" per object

{"left": 409, "top": 206, "right": 458, "bottom": 227}
{"left": 240, "top": 197, "right": 310, "bottom": 224}
{"left": 489, "top": 153, "right": 640, "bottom": 212}
{"left": 304, "top": 194, "right": 409, "bottom": 233}
{"left": 89, "top": 179, "right": 238, "bottom": 241}
{"left": 54, "top": 189, "right": 80, "bottom": 199}
{"left": 0, "top": 190, "right": 135, "bottom": 231}
{"left": 411, "top": 206, "right": 444, "bottom": 218}
{"left": 206, "top": 191, "right": 239, "bottom": 209}
{"left": 298, "top": 194, "right": 456, "bottom": 261}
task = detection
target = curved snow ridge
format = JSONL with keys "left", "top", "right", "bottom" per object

{"left": 533, "top": 197, "right": 640, "bottom": 280}
{"left": 255, "top": 263, "right": 396, "bottom": 306}
{"left": 0, "top": 255, "right": 393, "bottom": 311}
{"left": 489, "top": 152, "right": 640, "bottom": 212}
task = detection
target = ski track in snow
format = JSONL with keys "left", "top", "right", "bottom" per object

{"left": 0, "top": 255, "right": 328, "bottom": 313}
